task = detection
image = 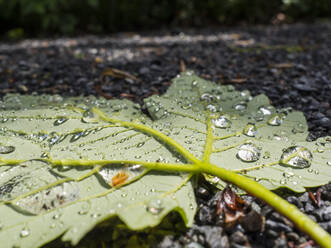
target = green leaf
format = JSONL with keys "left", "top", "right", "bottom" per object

{"left": 0, "top": 72, "right": 330, "bottom": 247}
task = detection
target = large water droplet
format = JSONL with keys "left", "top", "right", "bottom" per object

{"left": 20, "top": 227, "right": 30, "bottom": 238}
{"left": 243, "top": 123, "right": 257, "bottom": 137}
{"left": 146, "top": 199, "right": 163, "bottom": 215}
{"left": 253, "top": 110, "right": 264, "bottom": 121}
{"left": 212, "top": 116, "right": 231, "bottom": 128}
{"left": 81, "top": 110, "right": 98, "bottom": 123}
{"left": 327, "top": 161, "right": 331, "bottom": 166}
{"left": 237, "top": 143, "right": 260, "bottom": 162}
{"left": 292, "top": 123, "right": 305, "bottom": 134}
{"left": 0, "top": 145, "right": 15, "bottom": 154}
{"left": 14, "top": 182, "right": 79, "bottom": 214}
{"left": 267, "top": 114, "right": 284, "bottom": 126}
{"left": 53, "top": 117, "right": 68, "bottom": 126}
{"left": 258, "top": 106, "right": 274, "bottom": 115}
{"left": 280, "top": 146, "right": 312, "bottom": 169}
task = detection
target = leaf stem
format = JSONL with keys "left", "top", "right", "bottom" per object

{"left": 200, "top": 162, "right": 331, "bottom": 248}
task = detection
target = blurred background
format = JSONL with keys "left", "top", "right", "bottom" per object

{"left": 1, "top": 0, "right": 331, "bottom": 39}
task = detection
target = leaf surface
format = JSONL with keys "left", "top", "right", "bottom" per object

{"left": 0, "top": 72, "right": 330, "bottom": 247}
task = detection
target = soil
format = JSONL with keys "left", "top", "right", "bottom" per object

{"left": 0, "top": 23, "right": 330, "bottom": 248}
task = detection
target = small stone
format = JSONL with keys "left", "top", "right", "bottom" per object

{"left": 240, "top": 210, "right": 265, "bottom": 232}
{"left": 230, "top": 231, "right": 247, "bottom": 245}
{"left": 304, "top": 202, "right": 315, "bottom": 213}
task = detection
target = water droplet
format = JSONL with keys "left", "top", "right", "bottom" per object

{"left": 259, "top": 106, "right": 274, "bottom": 115}
{"left": 20, "top": 227, "right": 30, "bottom": 238}
{"left": 78, "top": 202, "right": 91, "bottom": 215}
{"left": 267, "top": 114, "right": 284, "bottom": 126}
{"left": 146, "top": 199, "right": 163, "bottom": 215}
{"left": 0, "top": 117, "right": 8, "bottom": 123}
{"left": 243, "top": 123, "right": 257, "bottom": 137}
{"left": 200, "top": 93, "right": 213, "bottom": 102}
{"left": 280, "top": 178, "right": 287, "bottom": 185}
{"left": 283, "top": 170, "right": 294, "bottom": 178}
{"left": 317, "top": 148, "right": 324, "bottom": 153}
{"left": 0, "top": 145, "right": 15, "bottom": 154}
{"left": 206, "top": 104, "right": 217, "bottom": 112}
{"left": 234, "top": 102, "right": 247, "bottom": 111}
{"left": 70, "top": 132, "right": 84, "bottom": 142}
{"left": 181, "top": 103, "right": 192, "bottom": 110}
{"left": 128, "top": 164, "right": 143, "bottom": 171}
{"left": 314, "top": 169, "right": 319, "bottom": 175}
{"left": 136, "top": 142, "right": 145, "bottom": 148}
{"left": 53, "top": 117, "right": 68, "bottom": 126}
{"left": 327, "top": 161, "right": 331, "bottom": 166}
{"left": 237, "top": 143, "right": 260, "bottom": 162}
{"left": 307, "top": 168, "right": 313, "bottom": 173}
{"left": 191, "top": 80, "right": 198, "bottom": 87}
{"left": 212, "top": 116, "right": 231, "bottom": 128}
{"left": 121, "top": 193, "right": 127, "bottom": 198}
{"left": 253, "top": 110, "right": 264, "bottom": 121}
{"left": 48, "top": 132, "right": 61, "bottom": 146}
{"left": 263, "top": 151, "right": 271, "bottom": 159}
{"left": 280, "top": 146, "right": 312, "bottom": 169}
{"left": 81, "top": 110, "right": 98, "bottom": 123}
{"left": 292, "top": 123, "right": 305, "bottom": 134}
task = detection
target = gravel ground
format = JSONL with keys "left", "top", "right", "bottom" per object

{"left": 0, "top": 23, "right": 330, "bottom": 248}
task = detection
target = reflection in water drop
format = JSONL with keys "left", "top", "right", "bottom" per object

{"left": 53, "top": 117, "right": 68, "bottom": 126}
{"left": 14, "top": 183, "right": 79, "bottom": 215}
{"left": 280, "top": 146, "right": 312, "bottom": 169}
{"left": 78, "top": 201, "right": 91, "bottom": 215}
{"left": 237, "top": 143, "right": 260, "bottom": 162}
{"left": 212, "top": 116, "right": 231, "bottom": 128}
{"left": 200, "top": 93, "right": 213, "bottom": 102}
{"left": 0, "top": 145, "right": 15, "bottom": 154}
{"left": 81, "top": 110, "right": 98, "bottom": 123}
{"left": 234, "top": 102, "right": 247, "bottom": 111}
{"left": 20, "top": 227, "right": 30, "bottom": 238}
{"left": 206, "top": 104, "right": 217, "bottom": 112}
{"left": 243, "top": 123, "right": 257, "bottom": 137}
{"left": 258, "top": 106, "right": 273, "bottom": 115}
{"left": 147, "top": 199, "right": 163, "bottom": 215}
{"left": 253, "top": 110, "right": 264, "bottom": 121}
{"left": 70, "top": 132, "right": 84, "bottom": 142}
{"left": 267, "top": 114, "right": 284, "bottom": 126}
{"left": 292, "top": 123, "right": 305, "bottom": 134}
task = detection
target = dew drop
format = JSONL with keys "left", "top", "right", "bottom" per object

{"left": 292, "top": 123, "right": 305, "bottom": 134}
{"left": 206, "top": 104, "right": 217, "bottom": 112}
{"left": 258, "top": 106, "right": 273, "bottom": 115}
{"left": 191, "top": 80, "right": 198, "bottom": 87}
{"left": 243, "top": 123, "right": 257, "bottom": 137}
{"left": 181, "top": 103, "right": 192, "bottom": 110}
{"left": 253, "top": 110, "right": 264, "bottom": 121}
{"left": 78, "top": 202, "right": 91, "bottom": 215}
{"left": 267, "top": 114, "right": 284, "bottom": 126}
{"left": 0, "top": 145, "right": 15, "bottom": 154}
{"left": 70, "top": 132, "right": 84, "bottom": 142}
{"left": 200, "top": 93, "right": 213, "bottom": 102}
{"left": 317, "top": 148, "right": 324, "bottom": 153}
{"left": 20, "top": 227, "right": 30, "bottom": 238}
{"left": 237, "top": 143, "right": 260, "bottom": 162}
{"left": 53, "top": 117, "right": 68, "bottom": 126}
{"left": 136, "top": 142, "right": 145, "bottom": 148}
{"left": 212, "top": 116, "right": 231, "bottom": 128}
{"left": 263, "top": 151, "right": 271, "bottom": 159}
{"left": 280, "top": 178, "right": 287, "bottom": 185}
{"left": 314, "top": 169, "right": 319, "bottom": 175}
{"left": 146, "top": 199, "right": 163, "bottom": 215}
{"left": 280, "top": 146, "right": 313, "bottom": 169}
{"left": 81, "top": 110, "right": 98, "bottom": 123}
{"left": 327, "top": 161, "right": 331, "bottom": 166}
{"left": 234, "top": 102, "right": 247, "bottom": 111}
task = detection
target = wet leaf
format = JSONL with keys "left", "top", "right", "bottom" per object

{"left": 0, "top": 72, "right": 330, "bottom": 247}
